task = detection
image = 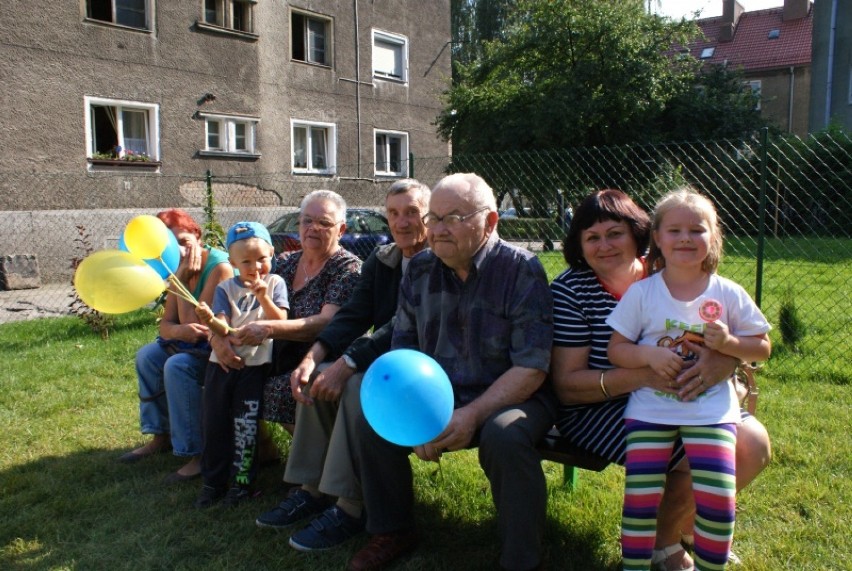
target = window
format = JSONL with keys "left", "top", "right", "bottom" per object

{"left": 768, "top": 29, "right": 780, "bottom": 40}
{"left": 84, "top": 96, "right": 159, "bottom": 161}
{"left": 203, "top": 0, "right": 253, "bottom": 33}
{"left": 291, "top": 120, "right": 336, "bottom": 174}
{"left": 372, "top": 30, "right": 408, "bottom": 82}
{"left": 87, "top": 0, "right": 150, "bottom": 30}
{"left": 374, "top": 130, "right": 409, "bottom": 176}
{"left": 199, "top": 113, "right": 259, "bottom": 156}
{"left": 292, "top": 11, "right": 331, "bottom": 66}
{"left": 745, "top": 80, "right": 762, "bottom": 110}
{"left": 700, "top": 47, "right": 715, "bottom": 59}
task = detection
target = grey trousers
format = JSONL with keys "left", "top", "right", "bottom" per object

{"left": 355, "top": 388, "right": 557, "bottom": 571}
{"left": 283, "top": 367, "right": 363, "bottom": 502}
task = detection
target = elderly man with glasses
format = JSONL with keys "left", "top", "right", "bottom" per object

{"left": 252, "top": 179, "right": 432, "bottom": 552}
{"left": 346, "top": 173, "right": 556, "bottom": 571}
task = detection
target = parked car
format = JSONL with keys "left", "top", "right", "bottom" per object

{"left": 500, "top": 207, "right": 538, "bottom": 219}
{"left": 267, "top": 208, "right": 393, "bottom": 259}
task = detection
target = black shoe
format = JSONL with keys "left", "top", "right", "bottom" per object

{"left": 222, "top": 486, "right": 261, "bottom": 508}
{"left": 194, "top": 485, "right": 225, "bottom": 509}
{"left": 289, "top": 505, "right": 366, "bottom": 552}
{"left": 255, "top": 488, "right": 329, "bottom": 529}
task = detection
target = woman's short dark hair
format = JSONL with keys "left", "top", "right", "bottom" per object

{"left": 562, "top": 189, "right": 651, "bottom": 269}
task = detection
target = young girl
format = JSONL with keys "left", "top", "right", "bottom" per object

{"left": 607, "top": 188, "right": 771, "bottom": 571}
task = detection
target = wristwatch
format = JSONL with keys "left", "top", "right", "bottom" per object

{"left": 341, "top": 353, "right": 357, "bottom": 370}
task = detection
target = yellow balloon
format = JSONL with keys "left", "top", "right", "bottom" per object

{"left": 74, "top": 250, "right": 166, "bottom": 314}
{"left": 124, "top": 215, "right": 171, "bottom": 260}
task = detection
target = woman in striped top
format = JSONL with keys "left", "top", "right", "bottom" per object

{"left": 550, "top": 189, "right": 771, "bottom": 571}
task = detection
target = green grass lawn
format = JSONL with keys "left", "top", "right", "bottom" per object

{"left": 1, "top": 310, "right": 850, "bottom": 570}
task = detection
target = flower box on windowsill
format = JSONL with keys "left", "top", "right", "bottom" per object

{"left": 88, "top": 158, "right": 162, "bottom": 168}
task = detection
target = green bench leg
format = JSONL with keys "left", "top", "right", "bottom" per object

{"left": 563, "top": 465, "right": 579, "bottom": 490}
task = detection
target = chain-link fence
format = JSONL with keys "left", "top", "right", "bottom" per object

{"left": 0, "top": 129, "right": 849, "bottom": 381}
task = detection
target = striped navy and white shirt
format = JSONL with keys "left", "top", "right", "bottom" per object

{"left": 551, "top": 265, "right": 697, "bottom": 469}
{"left": 551, "top": 266, "right": 631, "bottom": 465}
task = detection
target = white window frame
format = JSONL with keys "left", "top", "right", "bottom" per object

{"left": 291, "top": 9, "right": 332, "bottom": 67}
{"left": 201, "top": 0, "right": 255, "bottom": 34}
{"left": 198, "top": 112, "right": 259, "bottom": 157}
{"left": 374, "top": 129, "right": 409, "bottom": 177}
{"left": 745, "top": 80, "right": 762, "bottom": 110}
{"left": 372, "top": 29, "right": 408, "bottom": 83}
{"left": 291, "top": 120, "right": 336, "bottom": 175}
{"left": 700, "top": 47, "right": 715, "bottom": 59}
{"left": 86, "top": 0, "right": 152, "bottom": 31}
{"left": 84, "top": 96, "right": 160, "bottom": 161}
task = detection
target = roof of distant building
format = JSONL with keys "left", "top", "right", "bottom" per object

{"left": 692, "top": 5, "right": 812, "bottom": 73}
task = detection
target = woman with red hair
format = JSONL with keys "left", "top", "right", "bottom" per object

{"left": 119, "top": 208, "right": 233, "bottom": 484}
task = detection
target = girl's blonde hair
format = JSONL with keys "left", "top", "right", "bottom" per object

{"left": 647, "top": 187, "right": 723, "bottom": 274}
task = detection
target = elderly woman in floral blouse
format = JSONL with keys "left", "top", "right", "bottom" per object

{"left": 211, "top": 190, "right": 361, "bottom": 436}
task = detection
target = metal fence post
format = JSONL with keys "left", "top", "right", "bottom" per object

{"left": 755, "top": 128, "right": 768, "bottom": 308}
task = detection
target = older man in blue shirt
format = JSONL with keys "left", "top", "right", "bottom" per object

{"left": 347, "top": 173, "right": 556, "bottom": 571}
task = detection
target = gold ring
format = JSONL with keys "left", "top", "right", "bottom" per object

{"left": 698, "top": 376, "right": 704, "bottom": 386}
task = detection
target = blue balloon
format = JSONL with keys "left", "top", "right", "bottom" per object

{"left": 360, "top": 349, "right": 455, "bottom": 447}
{"left": 119, "top": 227, "right": 180, "bottom": 279}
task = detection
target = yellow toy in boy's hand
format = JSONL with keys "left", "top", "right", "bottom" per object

{"left": 194, "top": 301, "right": 233, "bottom": 337}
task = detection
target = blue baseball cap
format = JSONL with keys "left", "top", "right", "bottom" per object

{"left": 226, "top": 221, "right": 272, "bottom": 249}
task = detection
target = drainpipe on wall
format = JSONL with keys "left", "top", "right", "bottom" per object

{"left": 788, "top": 66, "right": 795, "bottom": 132}
{"left": 824, "top": 0, "right": 838, "bottom": 128}
{"left": 354, "top": 0, "right": 362, "bottom": 178}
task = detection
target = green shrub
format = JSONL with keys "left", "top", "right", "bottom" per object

{"left": 498, "top": 218, "right": 563, "bottom": 240}
{"left": 779, "top": 287, "right": 806, "bottom": 351}
{"left": 68, "top": 225, "right": 115, "bottom": 339}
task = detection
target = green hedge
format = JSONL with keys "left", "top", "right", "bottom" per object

{"left": 497, "top": 218, "right": 563, "bottom": 240}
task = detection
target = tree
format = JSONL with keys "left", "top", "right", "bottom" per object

{"left": 451, "top": 0, "right": 516, "bottom": 73}
{"left": 438, "top": 0, "right": 703, "bottom": 152}
{"left": 658, "top": 63, "right": 770, "bottom": 141}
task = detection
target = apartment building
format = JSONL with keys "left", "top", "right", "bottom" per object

{"left": 0, "top": 1, "right": 452, "bottom": 209}
{"left": 690, "top": 0, "right": 813, "bottom": 136}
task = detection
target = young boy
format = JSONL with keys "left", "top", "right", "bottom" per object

{"left": 194, "top": 221, "right": 289, "bottom": 508}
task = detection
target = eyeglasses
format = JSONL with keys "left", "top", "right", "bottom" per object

{"left": 300, "top": 216, "right": 341, "bottom": 230}
{"left": 422, "top": 206, "right": 489, "bottom": 229}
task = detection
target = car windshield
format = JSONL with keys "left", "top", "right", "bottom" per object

{"left": 268, "top": 213, "right": 300, "bottom": 233}
{"left": 269, "top": 211, "right": 390, "bottom": 233}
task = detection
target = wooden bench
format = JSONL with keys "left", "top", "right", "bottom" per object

{"left": 537, "top": 428, "right": 610, "bottom": 490}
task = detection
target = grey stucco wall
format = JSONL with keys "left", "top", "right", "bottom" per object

{"left": 1, "top": 1, "right": 451, "bottom": 209}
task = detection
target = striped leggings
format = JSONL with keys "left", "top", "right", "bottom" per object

{"left": 622, "top": 419, "right": 737, "bottom": 571}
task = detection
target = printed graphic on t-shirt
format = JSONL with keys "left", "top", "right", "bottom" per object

{"left": 654, "top": 320, "right": 707, "bottom": 401}
{"left": 656, "top": 318, "right": 706, "bottom": 360}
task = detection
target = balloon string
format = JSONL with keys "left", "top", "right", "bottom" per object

{"left": 161, "top": 260, "right": 235, "bottom": 334}
{"left": 432, "top": 457, "right": 444, "bottom": 482}
{"left": 161, "top": 261, "right": 197, "bottom": 305}
{"left": 165, "top": 280, "right": 198, "bottom": 306}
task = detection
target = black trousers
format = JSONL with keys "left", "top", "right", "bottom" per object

{"left": 355, "top": 388, "right": 557, "bottom": 571}
{"left": 201, "top": 363, "right": 269, "bottom": 489}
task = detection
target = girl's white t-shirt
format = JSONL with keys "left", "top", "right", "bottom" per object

{"left": 607, "top": 272, "right": 770, "bottom": 426}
